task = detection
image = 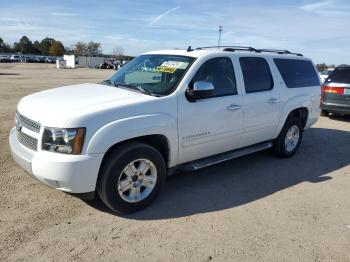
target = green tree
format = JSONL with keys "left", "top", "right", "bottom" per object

{"left": 49, "top": 41, "right": 65, "bottom": 56}
{"left": 13, "top": 36, "right": 34, "bottom": 54}
{"left": 39, "top": 37, "right": 55, "bottom": 55}
{"left": 32, "top": 40, "right": 41, "bottom": 54}
{"left": 0, "top": 38, "right": 12, "bottom": 52}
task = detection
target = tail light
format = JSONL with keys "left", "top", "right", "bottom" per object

{"left": 322, "top": 86, "right": 344, "bottom": 94}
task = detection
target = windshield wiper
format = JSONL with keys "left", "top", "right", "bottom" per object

{"left": 100, "top": 79, "right": 117, "bottom": 86}
{"left": 101, "top": 80, "right": 154, "bottom": 96}
{"left": 115, "top": 83, "right": 153, "bottom": 96}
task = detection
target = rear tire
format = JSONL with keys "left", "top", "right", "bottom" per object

{"left": 272, "top": 116, "right": 303, "bottom": 158}
{"left": 321, "top": 110, "right": 329, "bottom": 117}
{"left": 97, "top": 142, "right": 166, "bottom": 214}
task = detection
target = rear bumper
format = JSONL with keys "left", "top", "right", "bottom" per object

{"left": 321, "top": 102, "right": 350, "bottom": 115}
{"left": 9, "top": 127, "right": 104, "bottom": 194}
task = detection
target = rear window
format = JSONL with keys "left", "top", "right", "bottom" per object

{"left": 325, "top": 67, "right": 350, "bottom": 84}
{"left": 274, "top": 59, "right": 320, "bottom": 88}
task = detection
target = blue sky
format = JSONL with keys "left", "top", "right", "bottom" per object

{"left": 0, "top": 0, "right": 349, "bottom": 64}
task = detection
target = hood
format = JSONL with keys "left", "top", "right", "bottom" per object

{"left": 17, "top": 83, "right": 150, "bottom": 127}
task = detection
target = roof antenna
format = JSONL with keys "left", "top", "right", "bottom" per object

{"left": 187, "top": 46, "right": 193, "bottom": 52}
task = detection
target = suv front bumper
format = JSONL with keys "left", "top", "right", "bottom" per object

{"left": 9, "top": 127, "right": 104, "bottom": 194}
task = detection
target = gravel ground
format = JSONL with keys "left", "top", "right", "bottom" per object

{"left": 0, "top": 63, "right": 350, "bottom": 262}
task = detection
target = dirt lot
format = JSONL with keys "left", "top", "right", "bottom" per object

{"left": 0, "top": 63, "right": 350, "bottom": 262}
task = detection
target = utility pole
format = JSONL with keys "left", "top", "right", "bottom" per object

{"left": 218, "top": 26, "right": 223, "bottom": 47}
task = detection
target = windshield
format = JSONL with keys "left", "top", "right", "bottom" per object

{"left": 105, "top": 54, "right": 194, "bottom": 96}
{"left": 321, "top": 69, "right": 333, "bottom": 76}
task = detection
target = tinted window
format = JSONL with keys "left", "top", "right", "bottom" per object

{"left": 192, "top": 57, "right": 237, "bottom": 97}
{"left": 239, "top": 57, "right": 273, "bottom": 93}
{"left": 274, "top": 59, "right": 320, "bottom": 88}
{"left": 326, "top": 67, "right": 350, "bottom": 84}
{"left": 321, "top": 69, "right": 333, "bottom": 76}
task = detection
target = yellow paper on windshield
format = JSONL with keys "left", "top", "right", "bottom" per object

{"left": 156, "top": 61, "right": 184, "bottom": 74}
{"left": 156, "top": 66, "right": 177, "bottom": 73}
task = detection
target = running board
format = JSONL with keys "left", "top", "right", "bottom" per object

{"left": 181, "top": 142, "right": 273, "bottom": 171}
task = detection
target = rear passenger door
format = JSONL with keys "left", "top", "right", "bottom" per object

{"left": 238, "top": 57, "right": 281, "bottom": 146}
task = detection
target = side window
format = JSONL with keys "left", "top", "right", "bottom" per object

{"left": 239, "top": 57, "right": 274, "bottom": 93}
{"left": 191, "top": 57, "right": 237, "bottom": 97}
{"left": 274, "top": 59, "right": 320, "bottom": 88}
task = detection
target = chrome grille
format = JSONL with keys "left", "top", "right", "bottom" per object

{"left": 16, "top": 130, "right": 38, "bottom": 151}
{"left": 16, "top": 112, "right": 41, "bottom": 133}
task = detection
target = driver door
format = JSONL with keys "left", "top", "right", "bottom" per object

{"left": 177, "top": 57, "right": 244, "bottom": 164}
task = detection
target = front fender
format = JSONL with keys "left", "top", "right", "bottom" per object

{"left": 273, "top": 94, "right": 311, "bottom": 138}
{"left": 86, "top": 114, "right": 178, "bottom": 166}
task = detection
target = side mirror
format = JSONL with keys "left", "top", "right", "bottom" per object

{"left": 186, "top": 81, "right": 214, "bottom": 101}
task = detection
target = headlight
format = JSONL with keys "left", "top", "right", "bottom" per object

{"left": 42, "top": 127, "right": 85, "bottom": 154}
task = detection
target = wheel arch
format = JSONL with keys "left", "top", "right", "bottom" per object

{"left": 86, "top": 114, "right": 177, "bottom": 165}
{"left": 290, "top": 107, "right": 308, "bottom": 128}
{"left": 274, "top": 95, "right": 311, "bottom": 138}
{"left": 101, "top": 134, "right": 171, "bottom": 168}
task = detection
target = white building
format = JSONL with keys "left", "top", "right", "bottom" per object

{"left": 63, "top": 55, "right": 76, "bottom": 68}
{"left": 78, "top": 56, "right": 104, "bottom": 68}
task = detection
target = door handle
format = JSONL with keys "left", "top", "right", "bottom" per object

{"left": 227, "top": 104, "right": 241, "bottom": 111}
{"left": 267, "top": 98, "right": 279, "bottom": 104}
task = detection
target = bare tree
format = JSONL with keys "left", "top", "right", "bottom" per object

{"left": 112, "top": 46, "right": 124, "bottom": 61}
{"left": 74, "top": 41, "right": 86, "bottom": 56}
{"left": 86, "top": 41, "right": 102, "bottom": 56}
{"left": 73, "top": 41, "right": 101, "bottom": 67}
{"left": 86, "top": 41, "right": 101, "bottom": 67}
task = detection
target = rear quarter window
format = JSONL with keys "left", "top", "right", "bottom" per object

{"left": 274, "top": 59, "right": 320, "bottom": 88}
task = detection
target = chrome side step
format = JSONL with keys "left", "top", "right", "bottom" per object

{"left": 182, "top": 141, "right": 273, "bottom": 171}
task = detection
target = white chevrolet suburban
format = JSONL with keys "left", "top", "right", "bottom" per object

{"left": 9, "top": 46, "right": 321, "bottom": 213}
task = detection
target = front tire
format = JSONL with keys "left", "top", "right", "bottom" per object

{"left": 272, "top": 116, "right": 303, "bottom": 158}
{"left": 97, "top": 142, "right": 166, "bottom": 214}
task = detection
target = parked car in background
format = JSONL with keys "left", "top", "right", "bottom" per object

{"left": 45, "top": 57, "right": 56, "bottom": 63}
{"left": 319, "top": 68, "right": 334, "bottom": 83}
{"left": 96, "top": 60, "right": 114, "bottom": 69}
{"left": 10, "top": 55, "right": 21, "bottom": 62}
{"left": 21, "top": 56, "right": 35, "bottom": 63}
{"left": 9, "top": 46, "right": 321, "bottom": 213}
{"left": 34, "top": 56, "right": 46, "bottom": 63}
{"left": 96, "top": 60, "right": 128, "bottom": 70}
{"left": 321, "top": 64, "right": 350, "bottom": 116}
{"left": 0, "top": 55, "right": 11, "bottom": 62}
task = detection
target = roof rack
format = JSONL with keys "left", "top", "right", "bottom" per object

{"left": 187, "top": 45, "right": 303, "bottom": 56}
{"left": 195, "top": 46, "right": 257, "bottom": 52}
{"left": 255, "top": 49, "right": 303, "bottom": 57}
